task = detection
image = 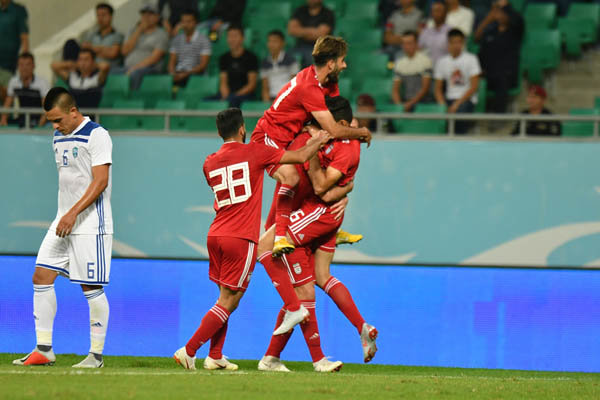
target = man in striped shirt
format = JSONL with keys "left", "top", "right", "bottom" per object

{"left": 168, "top": 9, "right": 211, "bottom": 87}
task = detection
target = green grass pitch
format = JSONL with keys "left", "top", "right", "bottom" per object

{"left": 1, "top": 353, "right": 600, "bottom": 399}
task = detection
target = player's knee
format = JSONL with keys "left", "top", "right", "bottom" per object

{"left": 315, "top": 273, "right": 331, "bottom": 289}
{"left": 32, "top": 268, "right": 55, "bottom": 285}
{"left": 294, "top": 283, "right": 315, "bottom": 300}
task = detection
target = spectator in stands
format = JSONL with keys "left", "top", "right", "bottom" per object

{"left": 168, "top": 9, "right": 211, "bottom": 88}
{"left": 475, "top": 0, "right": 523, "bottom": 113}
{"left": 80, "top": 3, "right": 124, "bottom": 69}
{"left": 199, "top": 0, "right": 246, "bottom": 40}
{"left": 158, "top": 0, "right": 198, "bottom": 36}
{"left": 216, "top": 25, "right": 258, "bottom": 107}
{"left": 418, "top": 1, "right": 450, "bottom": 66}
{"left": 392, "top": 31, "right": 433, "bottom": 111}
{"left": 434, "top": 28, "right": 480, "bottom": 133}
{"left": 51, "top": 49, "right": 109, "bottom": 109}
{"left": 260, "top": 30, "right": 300, "bottom": 102}
{"left": 511, "top": 85, "right": 561, "bottom": 136}
{"left": 0, "top": 0, "right": 29, "bottom": 103}
{"left": 0, "top": 52, "right": 49, "bottom": 127}
{"left": 288, "top": 0, "right": 335, "bottom": 68}
{"left": 383, "top": 0, "right": 423, "bottom": 59}
{"left": 356, "top": 94, "right": 395, "bottom": 133}
{"left": 379, "top": 0, "right": 401, "bottom": 27}
{"left": 117, "top": 4, "right": 169, "bottom": 90}
{"left": 443, "top": 0, "right": 474, "bottom": 36}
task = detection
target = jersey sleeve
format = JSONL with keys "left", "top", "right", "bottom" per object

{"left": 252, "top": 143, "right": 285, "bottom": 169}
{"left": 300, "top": 84, "right": 329, "bottom": 113}
{"left": 89, "top": 128, "right": 113, "bottom": 166}
{"left": 328, "top": 142, "right": 359, "bottom": 184}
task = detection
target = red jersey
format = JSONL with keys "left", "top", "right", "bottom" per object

{"left": 318, "top": 139, "right": 361, "bottom": 187}
{"left": 204, "top": 141, "right": 285, "bottom": 243}
{"left": 252, "top": 65, "right": 339, "bottom": 147}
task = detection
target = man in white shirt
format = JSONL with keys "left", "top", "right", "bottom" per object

{"left": 13, "top": 87, "right": 113, "bottom": 369}
{"left": 434, "top": 28, "right": 480, "bottom": 133}
{"left": 444, "top": 0, "right": 474, "bottom": 36}
{"left": 392, "top": 31, "right": 433, "bottom": 111}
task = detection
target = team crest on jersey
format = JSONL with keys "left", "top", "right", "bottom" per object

{"left": 72, "top": 147, "right": 79, "bottom": 158}
{"left": 293, "top": 263, "right": 302, "bottom": 274}
{"left": 298, "top": 233, "right": 305, "bottom": 241}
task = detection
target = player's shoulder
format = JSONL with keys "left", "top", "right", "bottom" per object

{"left": 82, "top": 120, "right": 110, "bottom": 140}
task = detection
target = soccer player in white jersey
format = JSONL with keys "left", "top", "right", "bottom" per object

{"left": 13, "top": 87, "right": 113, "bottom": 368}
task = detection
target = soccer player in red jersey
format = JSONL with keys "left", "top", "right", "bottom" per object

{"left": 251, "top": 35, "right": 371, "bottom": 257}
{"left": 258, "top": 97, "right": 378, "bottom": 371}
{"left": 173, "top": 108, "right": 331, "bottom": 371}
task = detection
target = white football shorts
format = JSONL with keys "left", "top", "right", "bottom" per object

{"left": 35, "top": 230, "right": 112, "bottom": 285}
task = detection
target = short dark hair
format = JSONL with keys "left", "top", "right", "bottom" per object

{"left": 216, "top": 108, "right": 244, "bottom": 139}
{"left": 402, "top": 30, "right": 418, "bottom": 41}
{"left": 181, "top": 8, "right": 198, "bottom": 20}
{"left": 312, "top": 35, "right": 347, "bottom": 67}
{"left": 44, "top": 87, "right": 78, "bottom": 112}
{"left": 227, "top": 24, "right": 244, "bottom": 36}
{"left": 18, "top": 52, "right": 34, "bottom": 62}
{"left": 448, "top": 28, "right": 465, "bottom": 40}
{"left": 325, "top": 96, "right": 353, "bottom": 124}
{"left": 79, "top": 48, "right": 96, "bottom": 60}
{"left": 267, "top": 29, "right": 285, "bottom": 41}
{"left": 96, "top": 2, "right": 114, "bottom": 15}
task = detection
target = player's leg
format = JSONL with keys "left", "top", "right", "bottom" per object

{"left": 70, "top": 234, "right": 112, "bottom": 368}
{"left": 14, "top": 231, "right": 68, "bottom": 366}
{"left": 271, "top": 164, "right": 300, "bottom": 256}
{"left": 314, "top": 248, "right": 378, "bottom": 363}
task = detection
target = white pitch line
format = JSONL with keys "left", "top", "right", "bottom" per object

{"left": 0, "top": 369, "right": 248, "bottom": 376}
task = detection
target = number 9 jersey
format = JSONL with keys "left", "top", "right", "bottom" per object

{"left": 203, "top": 141, "right": 285, "bottom": 243}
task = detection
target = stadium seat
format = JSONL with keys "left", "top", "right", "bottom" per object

{"left": 567, "top": 3, "right": 600, "bottom": 25}
{"left": 521, "top": 29, "right": 560, "bottom": 84}
{"left": 184, "top": 100, "right": 228, "bottom": 132}
{"left": 101, "top": 99, "right": 143, "bottom": 131}
{"left": 241, "top": 101, "right": 270, "bottom": 132}
{"left": 130, "top": 75, "right": 173, "bottom": 108}
{"left": 55, "top": 77, "right": 69, "bottom": 89}
{"left": 336, "top": 19, "right": 377, "bottom": 38}
{"left": 347, "top": 29, "right": 382, "bottom": 50}
{"left": 475, "top": 78, "right": 487, "bottom": 113}
{"left": 344, "top": 2, "right": 378, "bottom": 24}
{"left": 102, "top": 74, "right": 130, "bottom": 100}
{"left": 400, "top": 103, "right": 447, "bottom": 135}
{"left": 356, "top": 77, "right": 392, "bottom": 106}
{"left": 562, "top": 108, "right": 599, "bottom": 137}
{"left": 347, "top": 53, "right": 391, "bottom": 81}
{"left": 338, "top": 77, "right": 353, "bottom": 99}
{"left": 524, "top": 3, "right": 557, "bottom": 29}
{"left": 257, "top": 2, "right": 291, "bottom": 19}
{"left": 177, "top": 75, "right": 219, "bottom": 108}
{"left": 509, "top": 0, "right": 526, "bottom": 12}
{"left": 594, "top": 96, "right": 600, "bottom": 110}
{"left": 377, "top": 103, "right": 404, "bottom": 132}
{"left": 141, "top": 100, "right": 186, "bottom": 131}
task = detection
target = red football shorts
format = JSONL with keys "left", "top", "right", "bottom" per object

{"left": 207, "top": 236, "right": 257, "bottom": 292}
{"left": 286, "top": 202, "right": 343, "bottom": 253}
{"left": 251, "top": 131, "right": 290, "bottom": 176}
{"left": 280, "top": 247, "right": 315, "bottom": 288}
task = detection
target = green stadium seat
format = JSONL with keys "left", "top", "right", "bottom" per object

{"left": 347, "top": 29, "right": 382, "bottom": 50}
{"left": 184, "top": 100, "right": 229, "bottom": 132}
{"left": 338, "top": 77, "right": 352, "bottom": 99}
{"left": 475, "top": 78, "right": 487, "bottom": 113}
{"left": 594, "top": 96, "right": 600, "bottom": 110}
{"left": 356, "top": 77, "right": 392, "bottom": 106}
{"left": 524, "top": 3, "right": 557, "bottom": 29}
{"left": 509, "top": 0, "right": 527, "bottom": 12}
{"left": 562, "top": 108, "right": 599, "bottom": 137}
{"left": 377, "top": 103, "right": 404, "bottom": 132}
{"left": 400, "top": 103, "right": 447, "bottom": 135}
{"left": 336, "top": 19, "right": 377, "bottom": 38}
{"left": 344, "top": 2, "right": 378, "bottom": 23}
{"left": 521, "top": 29, "right": 560, "bottom": 84}
{"left": 102, "top": 74, "right": 130, "bottom": 99}
{"left": 55, "top": 77, "right": 69, "bottom": 89}
{"left": 567, "top": 3, "right": 600, "bottom": 25}
{"left": 141, "top": 100, "right": 186, "bottom": 131}
{"left": 130, "top": 75, "right": 173, "bottom": 108}
{"left": 178, "top": 75, "right": 219, "bottom": 107}
{"left": 98, "top": 91, "right": 127, "bottom": 108}
{"left": 241, "top": 101, "right": 270, "bottom": 132}
{"left": 347, "top": 53, "right": 391, "bottom": 81}
{"left": 257, "top": 2, "right": 292, "bottom": 19}
{"left": 101, "top": 99, "right": 143, "bottom": 131}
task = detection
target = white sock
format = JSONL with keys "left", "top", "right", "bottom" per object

{"left": 84, "top": 289, "right": 109, "bottom": 355}
{"left": 33, "top": 284, "right": 57, "bottom": 347}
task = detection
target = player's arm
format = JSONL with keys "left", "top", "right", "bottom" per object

{"left": 278, "top": 130, "right": 331, "bottom": 164}
{"left": 307, "top": 155, "right": 343, "bottom": 196}
{"left": 320, "top": 180, "right": 353, "bottom": 203}
{"left": 311, "top": 110, "right": 372, "bottom": 145}
{"left": 55, "top": 164, "right": 110, "bottom": 237}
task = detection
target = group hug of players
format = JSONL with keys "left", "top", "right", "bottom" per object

{"left": 13, "top": 35, "right": 376, "bottom": 372}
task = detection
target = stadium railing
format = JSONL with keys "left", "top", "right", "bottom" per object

{"left": 2, "top": 107, "right": 600, "bottom": 138}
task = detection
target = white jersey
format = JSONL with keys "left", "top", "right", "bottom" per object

{"left": 49, "top": 117, "right": 113, "bottom": 235}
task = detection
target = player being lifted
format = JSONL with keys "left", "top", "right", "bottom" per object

{"left": 258, "top": 96, "right": 377, "bottom": 372}
{"left": 173, "top": 108, "right": 330, "bottom": 370}
{"left": 13, "top": 87, "right": 113, "bottom": 368}
{"left": 251, "top": 35, "right": 370, "bottom": 334}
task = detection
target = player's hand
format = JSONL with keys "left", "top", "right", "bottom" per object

{"left": 359, "top": 127, "right": 372, "bottom": 147}
{"left": 330, "top": 196, "right": 349, "bottom": 220}
{"left": 314, "top": 129, "right": 332, "bottom": 144}
{"left": 56, "top": 211, "right": 77, "bottom": 238}
{"left": 305, "top": 124, "right": 321, "bottom": 137}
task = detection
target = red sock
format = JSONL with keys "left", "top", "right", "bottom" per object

{"left": 275, "top": 184, "right": 295, "bottom": 237}
{"left": 208, "top": 320, "right": 228, "bottom": 359}
{"left": 265, "top": 307, "right": 294, "bottom": 358}
{"left": 258, "top": 252, "right": 300, "bottom": 311}
{"left": 299, "top": 301, "right": 325, "bottom": 363}
{"left": 324, "top": 277, "right": 365, "bottom": 335}
{"left": 186, "top": 303, "right": 230, "bottom": 357}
